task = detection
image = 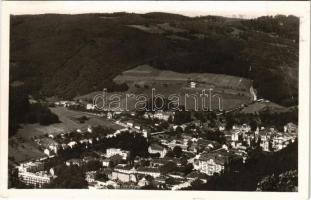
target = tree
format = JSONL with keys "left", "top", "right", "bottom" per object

{"left": 175, "top": 126, "right": 183, "bottom": 134}
{"left": 84, "top": 160, "right": 102, "bottom": 171}
{"left": 173, "top": 146, "right": 183, "bottom": 158}
{"left": 46, "top": 165, "right": 88, "bottom": 189}
{"left": 256, "top": 170, "right": 298, "bottom": 192}
{"left": 250, "top": 120, "right": 258, "bottom": 132}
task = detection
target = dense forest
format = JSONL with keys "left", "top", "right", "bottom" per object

{"left": 9, "top": 86, "right": 60, "bottom": 137}
{"left": 10, "top": 13, "right": 299, "bottom": 106}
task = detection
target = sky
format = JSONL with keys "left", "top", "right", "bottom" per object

{"left": 4, "top": 1, "right": 308, "bottom": 18}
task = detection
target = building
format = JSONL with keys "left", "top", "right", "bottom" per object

{"left": 126, "top": 120, "right": 134, "bottom": 128}
{"left": 18, "top": 161, "right": 45, "bottom": 173}
{"left": 137, "top": 177, "right": 150, "bottom": 187}
{"left": 136, "top": 167, "right": 161, "bottom": 178}
{"left": 114, "top": 164, "right": 134, "bottom": 174}
{"left": 284, "top": 122, "right": 298, "bottom": 134}
{"left": 148, "top": 143, "right": 167, "bottom": 158}
{"left": 106, "top": 148, "right": 130, "bottom": 160}
{"left": 107, "top": 112, "right": 113, "bottom": 119}
{"left": 65, "top": 158, "right": 83, "bottom": 166}
{"left": 18, "top": 171, "right": 52, "bottom": 188}
{"left": 101, "top": 158, "right": 110, "bottom": 167}
{"left": 67, "top": 141, "right": 77, "bottom": 148}
{"left": 153, "top": 111, "right": 174, "bottom": 121}
{"left": 85, "top": 171, "right": 97, "bottom": 183}
{"left": 86, "top": 103, "right": 95, "bottom": 110}
{"left": 110, "top": 171, "right": 137, "bottom": 183}
{"left": 189, "top": 81, "right": 197, "bottom": 89}
{"left": 150, "top": 158, "right": 183, "bottom": 168}
{"left": 194, "top": 150, "right": 232, "bottom": 176}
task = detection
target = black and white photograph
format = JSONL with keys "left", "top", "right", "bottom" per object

{"left": 0, "top": 1, "right": 309, "bottom": 199}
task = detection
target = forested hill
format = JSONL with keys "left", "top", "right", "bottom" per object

{"left": 10, "top": 13, "right": 299, "bottom": 106}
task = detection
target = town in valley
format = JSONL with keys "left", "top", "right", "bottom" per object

{"left": 8, "top": 12, "right": 299, "bottom": 191}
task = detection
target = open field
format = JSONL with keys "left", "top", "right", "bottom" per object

{"left": 240, "top": 101, "right": 288, "bottom": 114}
{"left": 76, "top": 65, "right": 252, "bottom": 111}
{"left": 114, "top": 65, "right": 252, "bottom": 91}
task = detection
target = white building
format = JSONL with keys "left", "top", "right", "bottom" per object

{"left": 190, "top": 81, "right": 197, "bottom": 88}
{"left": 194, "top": 152, "right": 229, "bottom": 176}
{"left": 106, "top": 148, "right": 130, "bottom": 160}
{"left": 153, "top": 111, "right": 174, "bottom": 121}
{"left": 67, "top": 141, "right": 77, "bottom": 148}
{"left": 18, "top": 171, "right": 52, "bottom": 188}
{"left": 86, "top": 103, "right": 95, "bottom": 110}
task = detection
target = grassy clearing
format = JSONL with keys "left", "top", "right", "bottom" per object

{"left": 9, "top": 107, "right": 122, "bottom": 162}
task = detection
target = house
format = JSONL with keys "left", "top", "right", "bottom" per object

{"left": 107, "top": 112, "right": 113, "bottom": 119}
{"left": 189, "top": 81, "right": 197, "bottom": 89}
{"left": 85, "top": 171, "right": 97, "bottom": 183}
{"left": 231, "top": 130, "right": 240, "bottom": 141}
{"left": 61, "top": 143, "right": 69, "bottom": 150}
{"left": 93, "top": 179, "right": 119, "bottom": 189}
{"left": 136, "top": 167, "right": 161, "bottom": 178}
{"left": 110, "top": 171, "right": 137, "bottom": 183}
{"left": 171, "top": 180, "right": 192, "bottom": 190}
{"left": 67, "top": 141, "right": 77, "bottom": 148}
{"left": 218, "top": 124, "right": 226, "bottom": 131}
{"left": 232, "top": 124, "right": 251, "bottom": 134}
{"left": 150, "top": 158, "right": 183, "bottom": 167}
{"left": 284, "top": 122, "right": 298, "bottom": 134}
{"left": 114, "top": 164, "right": 134, "bottom": 174}
{"left": 86, "top": 103, "right": 95, "bottom": 110}
{"left": 106, "top": 148, "right": 130, "bottom": 160}
{"left": 44, "top": 149, "right": 50, "bottom": 156}
{"left": 126, "top": 120, "right": 134, "bottom": 128}
{"left": 101, "top": 158, "right": 110, "bottom": 167}
{"left": 167, "top": 140, "right": 188, "bottom": 151}
{"left": 167, "top": 171, "right": 185, "bottom": 179}
{"left": 79, "top": 139, "right": 89, "bottom": 144}
{"left": 148, "top": 144, "right": 167, "bottom": 158}
{"left": 194, "top": 150, "right": 230, "bottom": 176}
{"left": 137, "top": 177, "right": 150, "bottom": 187}
{"left": 153, "top": 111, "right": 174, "bottom": 121}
{"left": 134, "top": 124, "right": 141, "bottom": 130}
{"left": 65, "top": 158, "right": 83, "bottom": 167}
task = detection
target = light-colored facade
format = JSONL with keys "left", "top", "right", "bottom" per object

{"left": 18, "top": 161, "right": 45, "bottom": 173}
{"left": 106, "top": 148, "right": 130, "bottom": 160}
{"left": 110, "top": 171, "right": 137, "bottom": 183}
{"left": 18, "top": 171, "right": 52, "bottom": 188}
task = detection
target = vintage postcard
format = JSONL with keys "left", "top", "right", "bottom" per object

{"left": 0, "top": 1, "right": 309, "bottom": 200}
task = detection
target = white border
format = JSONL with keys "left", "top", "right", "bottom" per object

{"left": 0, "top": 1, "right": 310, "bottom": 200}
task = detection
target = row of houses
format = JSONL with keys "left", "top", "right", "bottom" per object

{"left": 229, "top": 123, "right": 297, "bottom": 152}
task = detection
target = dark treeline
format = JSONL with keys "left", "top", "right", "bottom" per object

{"left": 56, "top": 131, "right": 149, "bottom": 161}
{"left": 242, "top": 15, "right": 299, "bottom": 41}
{"left": 9, "top": 86, "right": 60, "bottom": 137}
